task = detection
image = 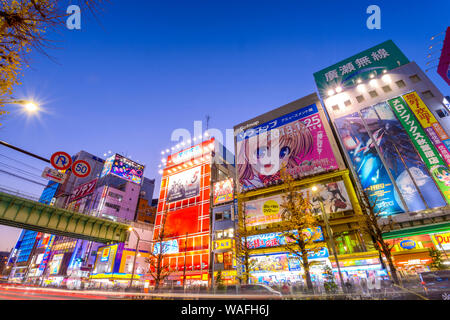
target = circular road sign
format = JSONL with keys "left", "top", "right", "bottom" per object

{"left": 50, "top": 151, "right": 72, "bottom": 171}
{"left": 72, "top": 160, "right": 91, "bottom": 178}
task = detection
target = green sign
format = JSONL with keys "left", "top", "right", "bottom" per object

{"left": 314, "top": 40, "right": 410, "bottom": 98}
{"left": 387, "top": 96, "right": 450, "bottom": 205}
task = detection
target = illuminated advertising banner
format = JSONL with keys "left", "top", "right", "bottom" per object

{"left": 153, "top": 239, "right": 179, "bottom": 255}
{"left": 245, "top": 227, "right": 324, "bottom": 249}
{"left": 236, "top": 103, "right": 339, "bottom": 192}
{"left": 314, "top": 40, "right": 409, "bottom": 98}
{"left": 101, "top": 154, "right": 144, "bottom": 185}
{"left": 213, "top": 178, "right": 234, "bottom": 205}
{"left": 69, "top": 179, "right": 98, "bottom": 203}
{"left": 431, "top": 231, "right": 450, "bottom": 251}
{"left": 93, "top": 244, "right": 119, "bottom": 274}
{"left": 250, "top": 249, "right": 329, "bottom": 273}
{"left": 437, "top": 27, "right": 450, "bottom": 86}
{"left": 386, "top": 235, "right": 435, "bottom": 253}
{"left": 38, "top": 235, "right": 55, "bottom": 271}
{"left": 100, "top": 247, "right": 111, "bottom": 262}
{"left": 388, "top": 97, "right": 450, "bottom": 205}
{"left": 49, "top": 254, "right": 64, "bottom": 275}
{"left": 402, "top": 92, "right": 450, "bottom": 165}
{"left": 244, "top": 182, "right": 352, "bottom": 227}
{"left": 335, "top": 101, "right": 447, "bottom": 215}
{"left": 166, "top": 166, "right": 201, "bottom": 203}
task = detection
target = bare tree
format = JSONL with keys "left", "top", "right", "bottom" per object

{"left": 145, "top": 209, "right": 172, "bottom": 290}
{"left": 279, "top": 168, "right": 324, "bottom": 291}
{"left": 358, "top": 192, "right": 400, "bottom": 285}
{"left": 0, "top": 0, "right": 106, "bottom": 123}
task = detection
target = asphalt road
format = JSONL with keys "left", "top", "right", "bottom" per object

{"left": 0, "top": 286, "right": 110, "bottom": 300}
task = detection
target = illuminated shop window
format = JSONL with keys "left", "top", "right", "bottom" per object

{"left": 223, "top": 252, "right": 233, "bottom": 270}
{"left": 215, "top": 253, "right": 224, "bottom": 264}
{"left": 334, "top": 231, "right": 364, "bottom": 255}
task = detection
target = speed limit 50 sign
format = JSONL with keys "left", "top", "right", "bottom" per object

{"left": 72, "top": 160, "right": 91, "bottom": 178}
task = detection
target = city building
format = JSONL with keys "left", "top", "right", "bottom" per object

{"left": 314, "top": 40, "right": 450, "bottom": 276}
{"left": 233, "top": 93, "right": 384, "bottom": 288}
{"left": 151, "top": 137, "right": 234, "bottom": 288}
{"left": 210, "top": 152, "right": 237, "bottom": 286}
{"left": 89, "top": 221, "right": 153, "bottom": 290}
{"left": 135, "top": 178, "right": 156, "bottom": 224}
{"left": 6, "top": 179, "right": 61, "bottom": 282}
{"left": 0, "top": 251, "right": 10, "bottom": 276}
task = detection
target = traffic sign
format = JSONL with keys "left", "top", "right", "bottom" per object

{"left": 41, "top": 167, "right": 67, "bottom": 184}
{"left": 50, "top": 151, "right": 72, "bottom": 171}
{"left": 72, "top": 160, "right": 91, "bottom": 178}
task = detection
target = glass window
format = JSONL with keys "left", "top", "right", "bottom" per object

{"left": 215, "top": 253, "right": 223, "bottom": 264}
{"left": 335, "top": 231, "right": 364, "bottom": 255}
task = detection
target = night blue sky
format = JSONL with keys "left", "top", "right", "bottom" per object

{"left": 1, "top": 0, "right": 449, "bottom": 251}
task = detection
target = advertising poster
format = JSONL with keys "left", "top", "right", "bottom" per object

{"left": 250, "top": 250, "right": 329, "bottom": 273}
{"left": 335, "top": 112, "right": 404, "bottom": 215}
{"left": 100, "top": 247, "right": 111, "bottom": 262}
{"left": 361, "top": 103, "right": 446, "bottom": 211}
{"left": 153, "top": 239, "right": 179, "bottom": 255}
{"left": 236, "top": 103, "right": 339, "bottom": 192}
{"left": 402, "top": 91, "right": 450, "bottom": 165}
{"left": 49, "top": 254, "right": 64, "bottom": 275}
{"left": 245, "top": 227, "right": 324, "bottom": 249}
{"left": 431, "top": 232, "right": 450, "bottom": 251}
{"left": 388, "top": 97, "right": 450, "bottom": 205}
{"left": 244, "top": 182, "right": 352, "bottom": 228}
{"left": 166, "top": 166, "right": 201, "bottom": 203}
{"left": 213, "top": 178, "right": 234, "bottom": 205}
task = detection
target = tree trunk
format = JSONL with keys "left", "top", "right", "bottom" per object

{"left": 302, "top": 254, "right": 313, "bottom": 291}
{"left": 382, "top": 244, "right": 400, "bottom": 285}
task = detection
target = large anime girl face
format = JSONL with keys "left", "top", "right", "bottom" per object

{"left": 247, "top": 131, "right": 282, "bottom": 176}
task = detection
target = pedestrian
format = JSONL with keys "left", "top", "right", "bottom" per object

{"left": 345, "top": 279, "right": 353, "bottom": 293}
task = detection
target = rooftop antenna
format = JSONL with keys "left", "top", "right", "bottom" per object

{"left": 205, "top": 114, "right": 210, "bottom": 131}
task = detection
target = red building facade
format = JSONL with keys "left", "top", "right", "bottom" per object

{"left": 153, "top": 138, "right": 215, "bottom": 286}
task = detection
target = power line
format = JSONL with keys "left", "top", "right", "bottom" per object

{"left": 0, "top": 153, "right": 43, "bottom": 173}
{"left": 0, "top": 169, "right": 48, "bottom": 187}
{"left": 0, "top": 161, "right": 47, "bottom": 181}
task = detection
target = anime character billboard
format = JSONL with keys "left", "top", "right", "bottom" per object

{"left": 335, "top": 102, "right": 446, "bottom": 216}
{"left": 236, "top": 104, "right": 339, "bottom": 192}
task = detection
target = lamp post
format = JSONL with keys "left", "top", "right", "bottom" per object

{"left": 312, "top": 186, "right": 346, "bottom": 292}
{"left": 128, "top": 227, "right": 140, "bottom": 291}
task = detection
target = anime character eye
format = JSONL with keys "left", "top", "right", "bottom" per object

{"left": 279, "top": 146, "right": 291, "bottom": 158}
{"left": 255, "top": 147, "right": 268, "bottom": 159}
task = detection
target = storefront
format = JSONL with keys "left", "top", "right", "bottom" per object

{"left": 330, "top": 253, "right": 386, "bottom": 285}
{"left": 383, "top": 223, "right": 450, "bottom": 276}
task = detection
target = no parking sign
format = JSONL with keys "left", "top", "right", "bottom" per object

{"left": 72, "top": 160, "right": 91, "bottom": 178}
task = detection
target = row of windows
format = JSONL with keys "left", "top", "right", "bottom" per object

{"left": 331, "top": 73, "right": 437, "bottom": 112}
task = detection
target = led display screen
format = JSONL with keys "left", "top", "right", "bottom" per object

{"left": 101, "top": 154, "right": 144, "bottom": 185}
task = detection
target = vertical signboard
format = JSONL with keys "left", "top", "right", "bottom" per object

{"left": 402, "top": 92, "right": 450, "bottom": 163}
{"left": 388, "top": 97, "right": 450, "bottom": 204}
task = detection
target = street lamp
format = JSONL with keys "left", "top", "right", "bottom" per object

{"left": 311, "top": 185, "right": 346, "bottom": 291}
{"left": 0, "top": 98, "right": 40, "bottom": 115}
